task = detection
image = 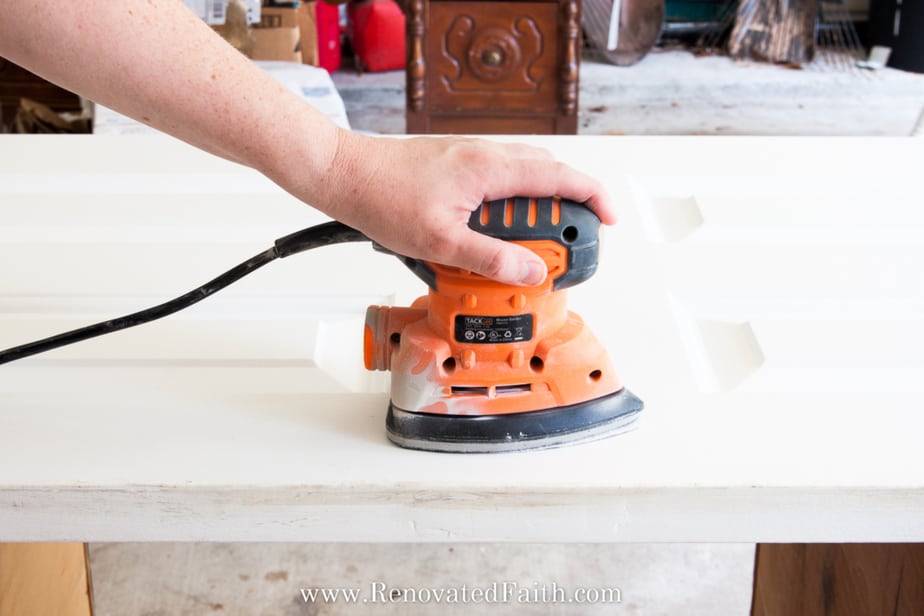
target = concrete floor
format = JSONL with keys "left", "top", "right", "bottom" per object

{"left": 87, "top": 47, "right": 923, "bottom": 615}
{"left": 89, "top": 543, "right": 756, "bottom": 615}
{"left": 331, "top": 48, "right": 924, "bottom": 136}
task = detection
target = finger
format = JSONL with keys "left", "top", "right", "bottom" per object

{"left": 576, "top": 188, "right": 617, "bottom": 226}
{"left": 484, "top": 158, "right": 618, "bottom": 225}
{"left": 449, "top": 229, "right": 549, "bottom": 286}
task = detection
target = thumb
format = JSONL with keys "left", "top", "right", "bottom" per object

{"left": 454, "top": 230, "right": 548, "bottom": 286}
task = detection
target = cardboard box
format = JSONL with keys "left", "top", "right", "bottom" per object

{"left": 295, "top": 2, "right": 319, "bottom": 67}
{"left": 183, "top": 0, "right": 261, "bottom": 25}
{"left": 253, "top": 6, "right": 302, "bottom": 62}
{"left": 212, "top": 0, "right": 256, "bottom": 57}
{"left": 257, "top": 5, "right": 299, "bottom": 28}
{"left": 252, "top": 4, "right": 318, "bottom": 66}
{"left": 252, "top": 28, "right": 302, "bottom": 62}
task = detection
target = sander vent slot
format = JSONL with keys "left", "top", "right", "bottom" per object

{"left": 451, "top": 386, "right": 490, "bottom": 396}
{"left": 497, "top": 383, "right": 532, "bottom": 395}
{"left": 451, "top": 384, "right": 532, "bottom": 397}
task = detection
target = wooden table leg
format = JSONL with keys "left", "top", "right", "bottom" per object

{"left": 0, "top": 543, "right": 93, "bottom": 616}
{"left": 751, "top": 543, "right": 924, "bottom": 616}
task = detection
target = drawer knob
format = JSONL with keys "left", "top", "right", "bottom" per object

{"left": 465, "top": 28, "right": 522, "bottom": 82}
{"left": 482, "top": 48, "right": 504, "bottom": 66}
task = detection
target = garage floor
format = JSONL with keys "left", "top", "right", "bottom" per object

{"left": 331, "top": 48, "right": 924, "bottom": 136}
{"left": 87, "top": 48, "right": 923, "bottom": 616}
{"left": 89, "top": 543, "right": 756, "bottom": 615}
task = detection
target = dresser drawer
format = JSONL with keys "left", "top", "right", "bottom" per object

{"left": 406, "top": 0, "right": 580, "bottom": 134}
{"left": 428, "top": 114, "right": 557, "bottom": 134}
{"left": 426, "top": 1, "right": 559, "bottom": 113}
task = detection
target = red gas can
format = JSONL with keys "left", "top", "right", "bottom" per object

{"left": 347, "top": 0, "right": 406, "bottom": 72}
{"left": 315, "top": 1, "right": 342, "bottom": 73}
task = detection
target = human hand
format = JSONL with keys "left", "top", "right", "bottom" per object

{"left": 1, "top": 0, "right": 615, "bottom": 288}
{"left": 308, "top": 132, "right": 616, "bottom": 286}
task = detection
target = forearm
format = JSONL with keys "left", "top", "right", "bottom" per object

{"left": 0, "top": 0, "right": 341, "bottom": 200}
{"left": 1, "top": 0, "right": 616, "bottom": 286}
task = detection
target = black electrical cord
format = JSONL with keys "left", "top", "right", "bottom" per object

{"left": 0, "top": 221, "right": 369, "bottom": 366}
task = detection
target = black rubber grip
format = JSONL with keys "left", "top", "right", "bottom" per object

{"left": 470, "top": 197, "right": 600, "bottom": 290}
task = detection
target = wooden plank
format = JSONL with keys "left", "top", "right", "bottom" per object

{"left": 728, "top": 0, "right": 818, "bottom": 65}
{"left": 751, "top": 543, "right": 924, "bottom": 616}
{"left": 0, "top": 543, "right": 93, "bottom": 616}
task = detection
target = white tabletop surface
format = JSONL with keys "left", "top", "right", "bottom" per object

{"left": 1, "top": 134, "right": 922, "bottom": 542}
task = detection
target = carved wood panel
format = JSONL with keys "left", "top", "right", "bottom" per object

{"left": 406, "top": 0, "right": 580, "bottom": 134}
{"left": 427, "top": 2, "right": 557, "bottom": 111}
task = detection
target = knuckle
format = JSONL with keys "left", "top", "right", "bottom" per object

{"left": 478, "top": 245, "right": 508, "bottom": 279}
{"left": 420, "top": 231, "right": 445, "bottom": 258}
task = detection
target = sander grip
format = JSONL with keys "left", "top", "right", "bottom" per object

{"left": 384, "top": 196, "right": 601, "bottom": 290}
{"left": 469, "top": 196, "right": 600, "bottom": 290}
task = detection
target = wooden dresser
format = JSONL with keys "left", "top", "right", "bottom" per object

{"left": 405, "top": 0, "right": 581, "bottom": 134}
{"left": 0, "top": 58, "right": 82, "bottom": 130}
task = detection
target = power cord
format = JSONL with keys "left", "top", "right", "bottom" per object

{"left": 0, "top": 221, "right": 369, "bottom": 365}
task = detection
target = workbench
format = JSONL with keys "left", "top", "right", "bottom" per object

{"left": 1, "top": 135, "right": 922, "bottom": 614}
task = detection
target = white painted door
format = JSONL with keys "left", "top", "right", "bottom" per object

{"left": 1, "top": 134, "right": 922, "bottom": 542}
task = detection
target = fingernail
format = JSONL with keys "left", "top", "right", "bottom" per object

{"left": 519, "top": 261, "right": 546, "bottom": 286}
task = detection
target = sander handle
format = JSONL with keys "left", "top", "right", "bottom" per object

{"left": 381, "top": 196, "right": 601, "bottom": 291}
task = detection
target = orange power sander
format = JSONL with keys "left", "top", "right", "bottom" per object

{"left": 0, "top": 196, "right": 642, "bottom": 453}
{"left": 364, "top": 196, "right": 643, "bottom": 452}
